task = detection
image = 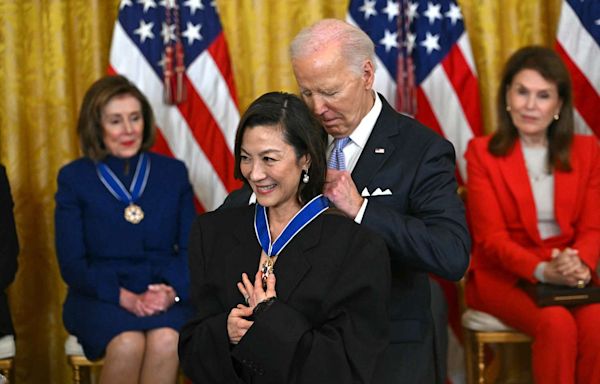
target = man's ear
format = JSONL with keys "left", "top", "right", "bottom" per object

{"left": 363, "top": 59, "right": 375, "bottom": 90}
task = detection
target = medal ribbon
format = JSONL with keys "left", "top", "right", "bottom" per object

{"left": 254, "top": 194, "right": 329, "bottom": 257}
{"left": 96, "top": 153, "right": 150, "bottom": 204}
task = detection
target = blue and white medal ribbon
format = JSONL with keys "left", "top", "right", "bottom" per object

{"left": 254, "top": 194, "right": 329, "bottom": 286}
{"left": 96, "top": 153, "right": 150, "bottom": 224}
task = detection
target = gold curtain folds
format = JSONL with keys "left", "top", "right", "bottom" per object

{"left": 0, "top": 0, "right": 560, "bottom": 382}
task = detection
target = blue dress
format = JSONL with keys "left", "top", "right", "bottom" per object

{"left": 55, "top": 152, "right": 196, "bottom": 360}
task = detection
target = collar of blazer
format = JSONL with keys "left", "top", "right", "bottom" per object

{"left": 227, "top": 205, "right": 323, "bottom": 302}
{"left": 498, "top": 140, "right": 578, "bottom": 243}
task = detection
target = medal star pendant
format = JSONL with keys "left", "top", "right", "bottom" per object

{"left": 261, "top": 258, "right": 274, "bottom": 289}
{"left": 124, "top": 203, "right": 144, "bottom": 224}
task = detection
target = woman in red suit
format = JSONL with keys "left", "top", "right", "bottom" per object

{"left": 465, "top": 46, "right": 600, "bottom": 384}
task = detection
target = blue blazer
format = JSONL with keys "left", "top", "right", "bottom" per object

{"left": 55, "top": 152, "right": 195, "bottom": 359}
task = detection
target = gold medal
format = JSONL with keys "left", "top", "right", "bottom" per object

{"left": 124, "top": 203, "right": 144, "bottom": 224}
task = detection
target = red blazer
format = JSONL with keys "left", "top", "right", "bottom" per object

{"left": 465, "top": 135, "right": 600, "bottom": 295}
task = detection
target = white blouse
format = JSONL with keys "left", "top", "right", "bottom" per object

{"left": 522, "top": 143, "right": 561, "bottom": 240}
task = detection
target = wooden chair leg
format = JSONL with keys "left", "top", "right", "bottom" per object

{"left": 72, "top": 363, "right": 81, "bottom": 384}
{"left": 0, "top": 360, "right": 13, "bottom": 383}
{"left": 477, "top": 339, "right": 485, "bottom": 384}
{"left": 463, "top": 329, "right": 475, "bottom": 384}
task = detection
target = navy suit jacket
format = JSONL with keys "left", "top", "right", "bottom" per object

{"left": 0, "top": 164, "right": 18, "bottom": 336}
{"left": 356, "top": 97, "right": 469, "bottom": 342}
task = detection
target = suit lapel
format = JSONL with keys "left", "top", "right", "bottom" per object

{"left": 554, "top": 161, "right": 578, "bottom": 235}
{"left": 352, "top": 98, "right": 396, "bottom": 189}
{"left": 225, "top": 207, "right": 262, "bottom": 304}
{"left": 230, "top": 206, "right": 322, "bottom": 302}
{"left": 271, "top": 214, "right": 322, "bottom": 302}
{"left": 498, "top": 141, "right": 540, "bottom": 243}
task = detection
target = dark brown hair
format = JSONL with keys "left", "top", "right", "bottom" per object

{"left": 77, "top": 75, "right": 155, "bottom": 160}
{"left": 489, "top": 46, "right": 573, "bottom": 171}
{"left": 234, "top": 92, "right": 327, "bottom": 205}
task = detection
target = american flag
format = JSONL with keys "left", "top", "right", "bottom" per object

{"left": 555, "top": 0, "right": 600, "bottom": 138}
{"left": 347, "top": 1, "right": 482, "bottom": 382}
{"left": 109, "top": 0, "right": 241, "bottom": 212}
{"left": 347, "top": 0, "right": 482, "bottom": 183}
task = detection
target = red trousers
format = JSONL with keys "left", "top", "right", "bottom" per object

{"left": 467, "top": 274, "right": 600, "bottom": 384}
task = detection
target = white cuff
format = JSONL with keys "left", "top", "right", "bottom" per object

{"left": 354, "top": 198, "right": 368, "bottom": 224}
{"left": 534, "top": 262, "right": 548, "bottom": 283}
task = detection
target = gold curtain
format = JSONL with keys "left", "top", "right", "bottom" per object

{"left": 0, "top": 0, "right": 560, "bottom": 382}
{"left": 0, "top": 1, "right": 119, "bottom": 382}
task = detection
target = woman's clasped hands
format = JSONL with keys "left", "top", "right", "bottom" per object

{"left": 544, "top": 247, "right": 592, "bottom": 288}
{"left": 119, "top": 284, "right": 178, "bottom": 317}
{"left": 227, "top": 270, "right": 277, "bottom": 344}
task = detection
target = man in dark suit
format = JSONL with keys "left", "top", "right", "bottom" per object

{"left": 0, "top": 164, "right": 18, "bottom": 340}
{"left": 288, "top": 19, "right": 470, "bottom": 383}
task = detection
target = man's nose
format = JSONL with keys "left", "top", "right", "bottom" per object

{"left": 311, "top": 95, "right": 328, "bottom": 116}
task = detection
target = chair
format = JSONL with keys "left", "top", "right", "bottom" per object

{"left": 65, "top": 334, "right": 187, "bottom": 384}
{"left": 65, "top": 335, "right": 104, "bottom": 384}
{"left": 0, "top": 335, "right": 15, "bottom": 381}
{"left": 459, "top": 279, "right": 532, "bottom": 384}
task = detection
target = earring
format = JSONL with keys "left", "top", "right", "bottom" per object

{"left": 302, "top": 171, "right": 309, "bottom": 184}
{"left": 506, "top": 105, "right": 512, "bottom": 112}
{"left": 553, "top": 113, "right": 559, "bottom": 121}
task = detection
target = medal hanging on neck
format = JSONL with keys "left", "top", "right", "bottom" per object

{"left": 254, "top": 195, "right": 329, "bottom": 288}
{"left": 97, "top": 153, "right": 150, "bottom": 224}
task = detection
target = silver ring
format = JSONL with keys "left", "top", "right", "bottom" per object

{"left": 244, "top": 295, "right": 249, "bottom": 304}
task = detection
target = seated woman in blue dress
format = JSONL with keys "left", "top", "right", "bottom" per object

{"left": 179, "top": 92, "right": 390, "bottom": 383}
{"left": 55, "top": 75, "right": 195, "bottom": 384}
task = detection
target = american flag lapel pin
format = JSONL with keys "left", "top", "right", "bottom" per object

{"left": 375, "top": 148, "right": 385, "bottom": 154}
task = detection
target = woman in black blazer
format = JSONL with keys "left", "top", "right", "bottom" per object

{"left": 179, "top": 92, "right": 390, "bottom": 383}
{"left": 0, "top": 164, "right": 18, "bottom": 339}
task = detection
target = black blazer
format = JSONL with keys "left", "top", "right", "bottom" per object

{"left": 179, "top": 206, "right": 390, "bottom": 384}
{"left": 0, "top": 164, "right": 19, "bottom": 336}
{"left": 220, "top": 96, "right": 470, "bottom": 382}
{"left": 224, "top": 97, "right": 470, "bottom": 337}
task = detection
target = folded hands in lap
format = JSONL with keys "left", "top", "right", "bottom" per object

{"left": 119, "top": 284, "right": 177, "bottom": 317}
{"left": 544, "top": 247, "right": 592, "bottom": 287}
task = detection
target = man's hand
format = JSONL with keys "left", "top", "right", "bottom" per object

{"left": 324, "top": 169, "right": 363, "bottom": 218}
